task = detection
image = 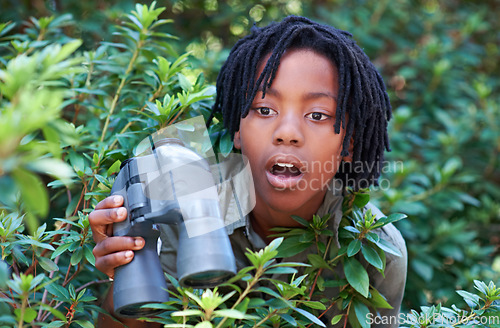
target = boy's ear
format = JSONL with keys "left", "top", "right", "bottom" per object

{"left": 233, "top": 131, "right": 241, "bottom": 150}
{"left": 342, "top": 137, "right": 354, "bottom": 163}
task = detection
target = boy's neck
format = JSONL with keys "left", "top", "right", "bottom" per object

{"left": 249, "top": 193, "right": 326, "bottom": 244}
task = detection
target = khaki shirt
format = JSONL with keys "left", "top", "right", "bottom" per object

{"left": 159, "top": 158, "right": 407, "bottom": 327}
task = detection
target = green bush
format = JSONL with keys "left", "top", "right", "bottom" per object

{"left": 0, "top": 3, "right": 215, "bottom": 326}
{"left": 321, "top": 1, "right": 500, "bottom": 308}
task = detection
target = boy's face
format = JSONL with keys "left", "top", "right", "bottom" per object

{"left": 234, "top": 49, "right": 350, "bottom": 222}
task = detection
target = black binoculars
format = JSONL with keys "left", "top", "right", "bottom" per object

{"left": 110, "top": 138, "right": 236, "bottom": 317}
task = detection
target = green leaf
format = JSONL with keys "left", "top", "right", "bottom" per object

{"left": 38, "top": 257, "right": 59, "bottom": 272}
{"left": 411, "top": 259, "right": 433, "bottom": 282}
{"left": 302, "top": 301, "right": 326, "bottom": 310}
{"left": 343, "top": 257, "right": 369, "bottom": 297}
{"left": 343, "top": 226, "right": 361, "bottom": 234}
{"left": 107, "top": 160, "right": 122, "bottom": 176}
{"left": 457, "top": 290, "right": 481, "bottom": 308}
{"left": 73, "top": 320, "right": 96, "bottom": 328}
{"left": 276, "top": 236, "right": 312, "bottom": 258}
{"left": 0, "top": 261, "right": 9, "bottom": 289}
{"left": 72, "top": 87, "right": 109, "bottom": 96}
{"left": 94, "top": 174, "right": 112, "bottom": 189}
{"left": 28, "top": 158, "right": 75, "bottom": 183}
{"left": 331, "top": 314, "right": 343, "bottom": 325}
{"left": 347, "top": 239, "right": 362, "bottom": 257}
{"left": 70, "top": 247, "right": 84, "bottom": 266}
{"left": 256, "top": 286, "right": 283, "bottom": 300}
{"left": 138, "top": 303, "right": 177, "bottom": 311}
{"left": 299, "top": 230, "right": 315, "bottom": 243}
{"left": 184, "top": 290, "right": 204, "bottom": 308}
{"left": 15, "top": 307, "right": 37, "bottom": 323}
{"left": 194, "top": 322, "right": 212, "bottom": 328}
{"left": 12, "top": 246, "right": 30, "bottom": 267}
{"left": 79, "top": 295, "right": 97, "bottom": 302}
{"left": 324, "top": 279, "right": 348, "bottom": 288}
{"left": 361, "top": 244, "right": 384, "bottom": 270}
{"left": 291, "top": 215, "right": 310, "bottom": 227}
{"left": 456, "top": 192, "right": 481, "bottom": 207}
{"left": 42, "top": 125, "right": 61, "bottom": 157}
{"left": 292, "top": 307, "right": 326, "bottom": 327}
{"left": 474, "top": 280, "right": 489, "bottom": 295}
{"left": 369, "top": 288, "right": 393, "bottom": 309}
{"left": 371, "top": 213, "right": 407, "bottom": 229}
{"left": 0, "top": 21, "right": 16, "bottom": 36}
{"left": 354, "top": 193, "right": 370, "bottom": 208}
{"left": 177, "top": 73, "right": 192, "bottom": 91}
{"left": 218, "top": 131, "right": 233, "bottom": 157}
{"left": 353, "top": 300, "right": 371, "bottom": 328}
{"left": 366, "top": 232, "right": 380, "bottom": 244}
{"left": 51, "top": 242, "right": 74, "bottom": 259}
{"left": 442, "top": 156, "right": 462, "bottom": 177}
{"left": 83, "top": 244, "right": 95, "bottom": 266}
{"left": 38, "top": 303, "right": 66, "bottom": 321}
{"left": 268, "top": 261, "right": 310, "bottom": 268}
{"left": 35, "top": 223, "right": 47, "bottom": 237}
{"left": 11, "top": 168, "right": 49, "bottom": 218}
{"left": 213, "top": 309, "right": 246, "bottom": 319}
{"left": 375, "top": 238, "right": 402, "bottom": 257}
{"left": 17, "top": 239, "right": 55, "bottom": 251}
{"left": 172, "top": 309, "right": 204, "bottom": 317}
{"left": 54, "top": 39, "right": 83, "bottom": 63}
{"left": 44, "top": 283, "right": 70, "bottom": 301}
{"left": 68, "top": 284, "right": 76, "bottom": 299}
{"left": 40, "top": 321, "right": 66, "bottom": 327}
{"left": 264, "top": 266, "right": 298, "bottom": 275}
{"left": 307, "top": 254, "right": 331, "bottom": 270}
{"left": 266, "top": 297, "right": 292, "bottom": 309}
{"left": 280, "top": 313, "right": 297, "bottom": 326}
{"left": 248, "top": 298, "right": 266, "bottom": 308}
{"left": 65, "top": 194, "right": 80, "bottom": 217}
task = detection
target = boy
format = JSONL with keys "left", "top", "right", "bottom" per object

{"left": 89, "top": 16, "right": 406, "bottom": 327}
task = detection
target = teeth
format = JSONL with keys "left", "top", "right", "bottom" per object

{"left": 276, "top": 162, "right": 294, "bottom": 168}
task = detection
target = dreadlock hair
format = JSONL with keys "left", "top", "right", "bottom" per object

{"left": 211, "top": 16, "right": 392, "bottom": 190}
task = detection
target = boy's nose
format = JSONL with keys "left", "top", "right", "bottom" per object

{"left": 272, "top": 114, "right": 304, "bottom": 146}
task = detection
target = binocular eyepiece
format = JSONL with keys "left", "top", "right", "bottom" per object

{"left": 110, "top": 138, "right": 236, "bottom": 318}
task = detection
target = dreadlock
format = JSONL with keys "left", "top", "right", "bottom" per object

{"left": 211, "top": 16, "right": 392, "bottom": 190}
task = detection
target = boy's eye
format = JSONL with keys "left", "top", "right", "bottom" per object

{"left": 256, "top": 107, "right": 276, "bottom": 116}
{"left": 306, "top": 112, "right": 330, "bottom": 121}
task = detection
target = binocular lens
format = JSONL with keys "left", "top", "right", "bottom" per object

{"left": 182, "top": 270, "right": 234, "bottom": 288}
{"left": 117, "top": 303, "right": 165, "bottom": 317}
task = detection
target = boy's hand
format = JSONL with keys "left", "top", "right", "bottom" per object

{"left": 89, "top": 195, "right": 145, "bottom": 279}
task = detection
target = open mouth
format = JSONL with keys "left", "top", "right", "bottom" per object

{"left": 270, "top": 163, "right": 302, "bottom": 177}
{"left": 265, "top": 156, "right": 305, "bottom": 190}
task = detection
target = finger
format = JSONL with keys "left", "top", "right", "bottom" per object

{"left": 94, "top": 250, "right": 135, "bottom": 278}
{"left": 95, "top": 195, "right": 123, "bottom": 210}
{"left": 89, "top": 207, "right": 128, "bottom": 228}
{"left": 92, "top": 236, "right": 145, "bottom": 257}
{"left": 89, "top": 207, "right": 128, "bottom": 243}
{"left": 106, "top": 224, "right": 113, "bottom": 237}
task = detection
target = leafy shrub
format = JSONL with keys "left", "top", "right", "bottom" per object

{"left": 317, "top": 1, "right": 500, "bottom": 308}
{"left": 0, "top": 3, "right": 215, "bottom": 326}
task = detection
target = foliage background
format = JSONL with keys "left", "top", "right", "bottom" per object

{"left": 0, "top": 0, "right": 499, "bottom": 325}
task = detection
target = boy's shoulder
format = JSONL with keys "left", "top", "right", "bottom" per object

{"left": 364, "top": 202, "right": 406, "bottom": 254}
{"left": 363, "top": 202, "right": 407, "bottom": 296}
